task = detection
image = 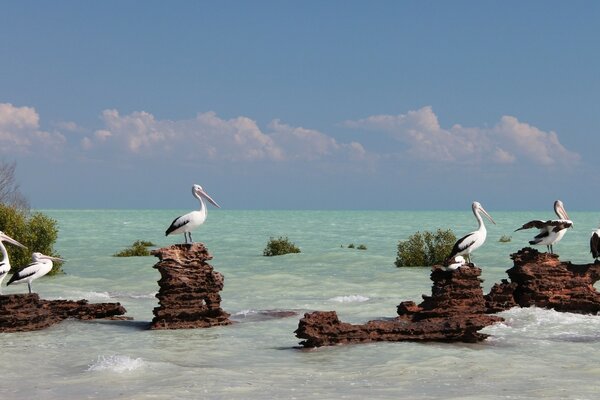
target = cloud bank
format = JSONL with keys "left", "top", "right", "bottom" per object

{"left": 81, "top": 110, "right": 366, "bottom": 163}
{"left": 344, "top": 106, "right": 579, "bottom": 167}
{"left": 0, "top": 103, "right": 65, "bottom": 154}
{"left": 0, "top": 103, "right": 579, "bottom": 171}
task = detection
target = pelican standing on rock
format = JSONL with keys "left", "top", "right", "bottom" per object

{"left": 514, "top": 200, "right": 572, "bottom": 254}
{"left": 0, "top": 231, "right": 27, "bottom": 293}
{"left": 7, "top": 252, "right": 64, "bottom": 294}
{"left": 165, "top": 184, "right": 221, "bottom": 244}
{"left": 446, "top": 201, "right": 496, "bottom": 265}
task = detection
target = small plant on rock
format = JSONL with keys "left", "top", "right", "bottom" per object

{"left": 263, "top": 236, "right": 301, "bottom": 256}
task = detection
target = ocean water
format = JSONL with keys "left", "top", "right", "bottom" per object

{"left": 2, "top": 209, "right": 600, "bottom": 399}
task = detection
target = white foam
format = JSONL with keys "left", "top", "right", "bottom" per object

{"left": 329, "top": 295, "right": 370, "bottom": 303}
{"left": 233, "top": 309, "right": 257, "bottom": 317}
{"left": 87, "top": 355, "right": 145, "bottom": 373}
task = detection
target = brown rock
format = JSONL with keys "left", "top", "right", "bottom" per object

{"left": 150, "top": 243, "right": 231, "bottom": 329}
{"left": 296, "top": 265, "right": 502, "bottom": 348}
{"left": 485, "top": 247, "right": 600, "bottom": 314}
{"left": 0, "top": 293, "right": 127, "bottom": 332}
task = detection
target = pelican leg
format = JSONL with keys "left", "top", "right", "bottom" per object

{"left": 188, "top": 232, "right": 194, "bottom": 244}
{"left": 27, "top": 282, "right": 32, "bottom": 294}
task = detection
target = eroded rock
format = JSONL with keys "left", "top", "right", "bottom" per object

{"left": 150, "top": 243, "right": 231, "bottom": 329}
{"left": 485, "top": 247, "right": 600, "bottom": 314}
{"left": 296, "top": 265, "right": 502, "bottom": 348}
{"left": 0, "top": 293, "right": 127, "bottom": 332}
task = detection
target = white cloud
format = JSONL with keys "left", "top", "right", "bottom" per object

{"left": 344, "top": 106, "right": 579, "bottom": 167}
{"left": 83, "top": 109, "right": 365, "bottom": 163}
{"left": 0, "top": 103, "right": 66, "bottom": 154}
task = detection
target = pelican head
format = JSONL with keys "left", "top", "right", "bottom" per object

{"left": 554, "top": 200, "right": 570, "bottom": 221}
{"left": 192, "top": 184, "right": 221, "bottom": 208}
{"left": 0, "top": 231, "right": 26, "bottom": 249}
{"left": 472, "top": 201, "right": 496, "bottom": 225}
{"left": 31, "top": 252, "right": 64, "bottom": 263}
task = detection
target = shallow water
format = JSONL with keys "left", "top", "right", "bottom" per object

{"left": 1, "top": 210, "right": 600, "bottom": 399}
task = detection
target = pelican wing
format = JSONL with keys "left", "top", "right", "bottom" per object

{"left": 515, "top": 220, "right": 548, "bottom": 231}
{"left": 448, "top": 233, "right": 476, "bottom": 259}
{"left": 6, "top": 263, "right": 37, "bottom": 285}
{"left": 591, "top": 232, "right": 600, "bottom": 259}
{"left": 548, "top": 220, "right": 573, "bottom": 232}
{"left": 165, "top": 215, "right": 189, "bottom": 236}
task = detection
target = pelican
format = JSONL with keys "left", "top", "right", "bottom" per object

{"left": 165, "top": 184, "right": 221, "bottom": 244}
{"left": 515, "top": 200, "right": 572, "bottom": 254}
{"left": 447, "top": 201, "right": 496, "bottom": 265}
{"left": 445, "top": 255, "right": 466, "bottom": 271}
{"left": 590, "top": 228, "right": 600, "bottom": 260}
{"left": 0, "top": 231, "right": 27, "bottom": 293}
{"left": 6, "top": 252, "right": 64, "bottom": 294}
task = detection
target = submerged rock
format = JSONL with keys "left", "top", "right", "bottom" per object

{"left": 0, "top": 293, "right": 127, "bottom": 332}
{"left": 295, "top": 265, "right": 502, "bottom": 348}
{"left": 485, "top": 247, "right": 600, "bottom": 314}
{"left": 150, "top": 243, "right": 231, "bottom": 329}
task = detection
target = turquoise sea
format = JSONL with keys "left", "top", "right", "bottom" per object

{"left": 2, "top": 210, "right": 600, "bottom": 399}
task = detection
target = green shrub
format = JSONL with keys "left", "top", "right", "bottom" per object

{"left": 263, "top": 236, "right": 300, "bottom": 256}
{"left": 347, "top": 243, "right": 355, "bottom": 249}
{"left": 114, "top": 240, "right": 155, "bottom": 257}
{"left": 499, "top": 235, "right": 511, "bottom": 243}
{"left": 356, "top": 244, "right": 367, "bottom": 250}
{"left": 0, "top": 204, "right": 62, "bottom": 275}
{"left": 395, "top": 229, "right": 456, "bottom": 267}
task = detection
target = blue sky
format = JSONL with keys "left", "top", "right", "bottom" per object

{"left": 1, "top": 1, "right": 599, "bottom": 210}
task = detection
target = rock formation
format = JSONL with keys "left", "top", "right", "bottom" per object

{"left": 151, "top": 243, "right": 231, "bottom": 329}
{"left": 0, "top": 293, "right": 127, "bottom": 332}
{"left": 296, "top": 265, "right": 502, "bottom": 348}
{"left": 485, "top": 247, "right": 600, "bottom": 314}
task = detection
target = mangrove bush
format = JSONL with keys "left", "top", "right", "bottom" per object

{"left": 395, "top": 229, "right": 457, "bottom": 267}
{"left": 263, "top": 236, "right": 301, "bottom": 256}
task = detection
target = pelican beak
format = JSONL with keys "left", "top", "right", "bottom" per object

{"left": 557, "top": 203, "right": 570, "bottom": 221}
{"left": 0, "top": 232, "right": 27, "bottom": 249}
{"left": 199, "top": 188, "right": 221, "bottom": 208}
{"left": 42, "top": 255, "right": 65, "bottom": 262}
{"left": 480, "top": 206, "right": 496, "bottom": 225}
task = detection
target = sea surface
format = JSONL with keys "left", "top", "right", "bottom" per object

{"left": 2, "top": 210, "right": 600, "bottom": 399}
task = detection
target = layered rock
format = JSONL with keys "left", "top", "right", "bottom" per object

{"left": 485, "top": 247, "right": 600, "bottom": 314}
{"left": 296, "top": 265, "right": 502, "bottom": 348}
{"left": 151, "top": 243, "right": 231, "bottom": 329}
{"left": 0, "top": 294, "right": 127, "bottom": 332}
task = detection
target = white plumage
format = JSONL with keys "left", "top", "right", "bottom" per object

{"left": 447, "top": 201, "right": 495, "bottom": 265}
{"left": 515, "top": 200, "right": 572, "bottom": 254}
{"left": 165, "top": 184, "right": 221, "bottom": 244}
{"left": 0, "top": 231, "right": 26, "bottom": 293}
{"left": 445, "top": 255, "right": 466, "bottom": 271}
{"left": 7, "top": 252, "right": 64, "bottom": 294}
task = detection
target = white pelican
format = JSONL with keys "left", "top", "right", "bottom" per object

{"left": 6, "top": 252, "right": 64, "bottom": 294}
{"left": 590, "top": 228, "right": 600, "bottom": 260}
{"left": 447, "top": 201, "right": 496, "bottom": 265}
{"left": 165, "top": 184, "right": 221, "bottom": 244}
{"left": 445, "top": 255, "right": 466, "bottom": 271}
{"left": 514, "top": 200, "right": 572, "bottom": 254}
{"left": 0, "top": 231, "right": 26, "bottom": 293}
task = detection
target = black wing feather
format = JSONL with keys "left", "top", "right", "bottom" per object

{"left": 448, "top": 233, "right": 476, "bottom": 259}
{"left": 6, "top": 264, "right": 36, "bottom": 285}
{"left": 165, "top": 216, "right": 189, "bottom": 236}
{"left": 591, "top": 233, "right": 600, "bottom": 259}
